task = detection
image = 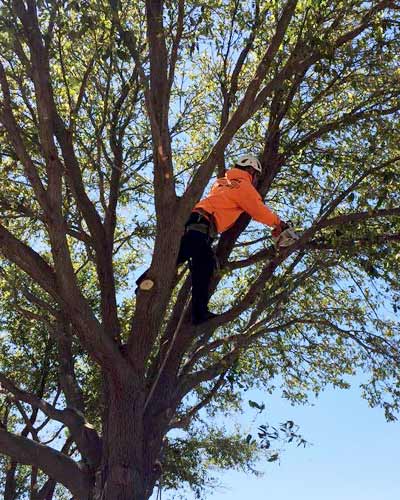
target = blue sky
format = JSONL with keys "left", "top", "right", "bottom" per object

{"left": 156, "top": 381, "right": 400, "bottom": 500}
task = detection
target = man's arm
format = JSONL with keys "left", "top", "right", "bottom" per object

{"left": 235, "top": 181, "right": 280, "bottom": 227}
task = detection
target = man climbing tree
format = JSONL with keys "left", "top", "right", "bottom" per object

{"left": 0, "top": 1, "right": 400, "bottom": 500}
{"left": 137, "top": 154, "right": 290, "bottom": 324}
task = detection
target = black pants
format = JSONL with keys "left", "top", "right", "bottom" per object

{"left": 136, "top": 215, "right": 215, "bottom": 319}
{"left": 177, "top": 228, "right": 215, "bottom": 319}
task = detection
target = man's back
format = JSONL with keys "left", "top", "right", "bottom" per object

{"left": 195, "top": 168, "right": 279, "bottom": 233}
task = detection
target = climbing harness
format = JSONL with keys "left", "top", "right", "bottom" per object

{"left": 185, "top": 209, "right": 218, "bottom": 240}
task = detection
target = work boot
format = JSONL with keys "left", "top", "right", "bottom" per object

{"left": 192, "top": 310, "right": 218, "bottom": 325}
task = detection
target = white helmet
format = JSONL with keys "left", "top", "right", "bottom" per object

{"left": 236, "top": 155, "right": 262, "bottom": 173}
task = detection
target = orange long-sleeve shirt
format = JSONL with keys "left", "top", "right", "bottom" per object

{"left": 194, "top": 168, "right": 280, "bottom": 233}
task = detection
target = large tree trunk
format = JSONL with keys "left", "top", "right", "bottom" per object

{"left": 97, "top": 376, "right": 158, "bottom": 500}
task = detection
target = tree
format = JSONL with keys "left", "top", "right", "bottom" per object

{"left": 0, "top": 0, "right": 400, "bottom": 498}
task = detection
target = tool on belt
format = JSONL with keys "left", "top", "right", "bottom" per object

{"left": 185, "top": 209, "right": 218, "bottom": 240}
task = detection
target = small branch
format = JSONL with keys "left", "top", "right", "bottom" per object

{"left": 110, "top": 1, "right": 169, "bottom": 174}
{"left": 168, "top": 0, "right": 185, "bottom": 92}
{"left": 0, "top": 372, "right": 75, "bottom": 428}
{"left": 14, "top": 401, "right": 40, "bottom": 442}
{"left": 181, "top": 0, "right": 298, "bottom": 213}
{"left": 254, "top": 1, "right": 394, "bottom": 111}
{"left": 182, "top": 260, "right": 320, "bottom": 377}
{"left": 0, "top": 61, "right": 49, "bottom": 211}
{"left": 314, "top": 157, "right": 400, "bottom": 228}
{"left": 41, "top": 424, "right": 66, "bottom": 445}
{"left": 309, "top": 232, "right": 400, "bottom": 251}
{"left": 57, "top": 30, "right": 72, "bottom": 114}
{"left": 320, "top": 208, "right": 400, "bottom": 229}
{"left": 291, "top": 103, "right": 400, "bottom": 155}
{"left": 72, "top": 54, "right": 97, "bottom": 123}
{"left": 53, "top": 318, "right": 85, "bottom": 414}
{"left": 226, "top": 246, "right": 275, "bottom": 271}
{"left": 170, "top": 373, "right": 227, "bottom": 429}
{"left": 227, "top": 205, "right": 400, "bottom": 270}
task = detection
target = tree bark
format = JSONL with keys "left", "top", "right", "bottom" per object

{"left": 98, "top": 375, "right": 158, "bottom": 500}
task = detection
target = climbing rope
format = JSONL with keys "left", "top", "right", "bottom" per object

{"left": 156, "top": 478, "right": 162, "bottom": 500}
{"left": 144, "top": 294, "right": 191, "bottom": 412}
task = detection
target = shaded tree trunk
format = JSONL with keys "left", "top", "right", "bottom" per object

{"left": 97, "top": 376, "right": 159, "bottom": 500}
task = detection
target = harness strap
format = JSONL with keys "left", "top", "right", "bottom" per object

{"left": 189, "top": 210, "right": 218, "bottom": 239}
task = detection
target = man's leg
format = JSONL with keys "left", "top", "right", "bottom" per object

{"left": 185, "top": 231, "right": 215, "bottom": 323}
{"left": 177, "top": 231, "right": 190, "bottom": 266}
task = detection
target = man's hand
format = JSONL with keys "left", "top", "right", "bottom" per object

{"left": 272, "top": 220, "right": 290, "bottom": 238}
{"left": 272, "top": 220, "right": 300, "bottom": 248}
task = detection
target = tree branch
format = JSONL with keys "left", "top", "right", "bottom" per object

{"left": 8, "top": 0, "right": 125, "bottom": 366}
{"left": 321, "top": 208, "right": 400, "bottom": 229}
{"left": 0, "top": 221, "right": 124, "bottom": 374}
{"left": 0, "top": 61, "right": 48, "bottom": 211}
{"left": 170, "top": 373, "right": 227, "bottom": 430}
{"left": 227, "top": 208, "right": 400, "bottom": 270}
{"left": 53, "top": 319, "right": 86, "bottom": 414}
{"left": 310, "top": 232, "right": 400, "bottom": 251}
{"left": 0, "top": 372, "right": 101, "bottom": 469}
{"left": 291, "top": 103, "right": 400, "bottom": 155}
{"left": 0, "top": 428, "right": 91, "bottom": 500}
{"left": 254, "top": 0, "right": 395, "bottom": 111}
{"left": 0, "top": 222, "right": 58, "bottom": 299}
{"left": 168, "top": 0, "right": 185, "bottom": 93}
{"left": 53, "top": 114, "right": 122, "bottom": 342}
{"left": 14, "top": 0, "right": 121, "bottom": 344}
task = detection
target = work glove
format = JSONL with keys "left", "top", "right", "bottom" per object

{"left": 272, "top": 220, "right": 290, "bottom": 238}
{"left": 272, "top": 220, "right": 299, "bottom": 248}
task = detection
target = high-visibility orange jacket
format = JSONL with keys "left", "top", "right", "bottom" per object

{"left": 194, "top": 168, "right": 280, "bottom": 233}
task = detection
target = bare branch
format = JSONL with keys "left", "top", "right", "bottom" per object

{"left": 14, "top": 401, "right": 40, "bottom": 442}
{"left": 0, "top": 428, "right": 91, "bottom": 500}
{"left": 0, "top": 372, "right": 101, "bottom": 469}
{"left": 168, "top": 0, "right": 185, "bottom": 92}
{"left": 0, "top": 222, "right": 58, "bottom": 298}
{"left": 321, "top": 208, "right": 400, "bottom": 229}
{"left": 0, "top": 372, "right": 77, "bottom": 429}
{"left": 170, "top": 373, "right": 227, "bottom": 430}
